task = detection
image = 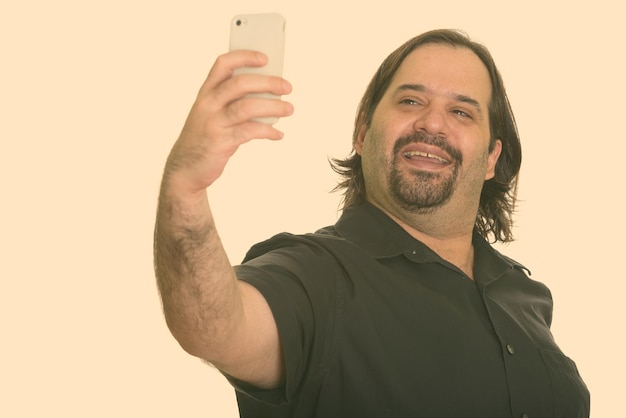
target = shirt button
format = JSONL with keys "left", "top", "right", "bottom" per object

{"left": 506, "top": 344, "right": 515, "bottom": 355}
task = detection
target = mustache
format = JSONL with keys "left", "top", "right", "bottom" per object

{"left": 392, "top": 132, "right": 463, "bottom": 164}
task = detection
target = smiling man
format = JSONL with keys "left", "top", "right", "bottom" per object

{"left": 354, "top": 44, "right": 502, "bottom": 279}
{"left": 155, "top": 29, "right": 590, "bottom": 417}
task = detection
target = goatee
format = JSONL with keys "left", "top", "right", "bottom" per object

{"left": 389, "top": 132, "right": 462, "bottom": 213}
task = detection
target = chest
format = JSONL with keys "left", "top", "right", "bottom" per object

{"left": 309, "top": 256, "right": 588, "bottom": 417}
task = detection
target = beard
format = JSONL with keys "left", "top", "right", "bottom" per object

{"left": 388, "top": 132, "right": 462, "bottom": 213}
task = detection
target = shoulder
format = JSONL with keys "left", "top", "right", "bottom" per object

{"left": 240, "top": 226, "right": 345, "bottom": 264}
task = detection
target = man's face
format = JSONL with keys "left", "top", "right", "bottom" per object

{"left": 355, "top": 44, "right": 502, "bottom": 216}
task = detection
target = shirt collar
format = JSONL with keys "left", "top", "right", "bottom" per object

{"left": 472, "top": 232, "right": 531, "bottom": 285}
{"left": 330, "top": 202, "right": 529, "bottom": 283}
{"left": 331, "top": 202, "right": 425, "bottom": 259}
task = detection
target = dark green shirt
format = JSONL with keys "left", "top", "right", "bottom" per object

{"left": 231, "top": 203, "right": 590, "bottom": 418}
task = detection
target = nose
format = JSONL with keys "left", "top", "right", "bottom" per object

{"left": 413, "top": 105, "right": 447, "bottom": 136}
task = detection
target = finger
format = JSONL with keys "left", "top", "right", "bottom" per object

{"left": 209, "top": 73, "right": 292, "bottom": 112}
{"left": 223, "top": 96, "right": 294, "bottom": 127}
{"left": 230, "top": 120, "right": 286, "bottom": 144}
{"left": 200, "top": 50, "right": 268, "bottom": 93}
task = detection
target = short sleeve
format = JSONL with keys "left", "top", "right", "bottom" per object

{"left": 231, "top": 233, "right": 341, "bottom": 406}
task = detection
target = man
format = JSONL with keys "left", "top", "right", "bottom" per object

{"left": 154, "top": 29, "right": 590, "bottom": 417}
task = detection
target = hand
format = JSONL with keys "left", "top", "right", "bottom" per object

{"left": 165, "top": 50, "right": 294, "bottom": 194}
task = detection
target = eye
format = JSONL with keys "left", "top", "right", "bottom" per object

{"left": 399, "top": 98, "right": 421, "bottom": 106}
{"left": 452, "top": 109, "right": 473, "bottom": 119}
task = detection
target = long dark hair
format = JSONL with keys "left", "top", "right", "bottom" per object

{"left": 331, "top": 29, "right": 522, "bottom": 243}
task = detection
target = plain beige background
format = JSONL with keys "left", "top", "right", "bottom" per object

{"left": 1, "top": 0, "right": 623, "bottom": 416}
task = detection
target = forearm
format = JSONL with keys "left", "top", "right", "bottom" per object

{"left": 153, "top": 50, "right": 292, "bottom": 382}
{"left": 154, "top": 171, "right": 243, "bottom": 359}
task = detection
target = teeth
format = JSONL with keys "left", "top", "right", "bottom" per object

{"left": 403, "top": 151, "right": 448, "bottom": 163}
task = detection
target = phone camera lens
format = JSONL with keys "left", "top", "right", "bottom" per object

{"left": 236, "top": 19, "right": 242, "bottom": 26}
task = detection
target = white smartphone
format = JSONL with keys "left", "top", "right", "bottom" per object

{"left": 229, "top": 13, "right": 286, "bottom": 124}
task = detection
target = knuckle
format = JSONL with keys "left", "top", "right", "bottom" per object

{"left": 225, "top": 99, "right": 247, "bottom": 121}
{"left": 230, "top": 75, "right": 247, "bottom": 90}
{"left": 234, "top": 124, "right": 255, "bottom": 142}
{"left": 214, "top": 53, "right": 230, "bottom": 67}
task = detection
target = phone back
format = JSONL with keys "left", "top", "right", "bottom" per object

{"left": 229, "top": 13, "right": 286, "bottom": 79}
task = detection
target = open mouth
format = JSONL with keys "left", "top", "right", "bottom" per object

{"left": 393, "top": 133, "right": 461, "bottom": 171}
{"left": 402, "top": 150, "right": 450, "bottom": 164}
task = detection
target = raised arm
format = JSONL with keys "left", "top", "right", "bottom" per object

{"left": 154, "top": 50, "right": 293, "bottom": 388}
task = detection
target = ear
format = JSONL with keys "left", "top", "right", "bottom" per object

{"left": 354, "top": 123, "right": 367, "bottom": 155}
{"left": 485, "top": 139, "right": 502, "bottom": 180}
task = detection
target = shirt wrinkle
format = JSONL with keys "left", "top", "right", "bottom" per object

{"left": 333, "top": 203, "right": 524, "bottom": 282}
{"left": 231, "top": 202, "right": 590, "bottom": 417}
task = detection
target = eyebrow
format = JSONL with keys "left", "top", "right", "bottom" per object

{"left": 394, "top": 83, "right": 484, "bottom": 118}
